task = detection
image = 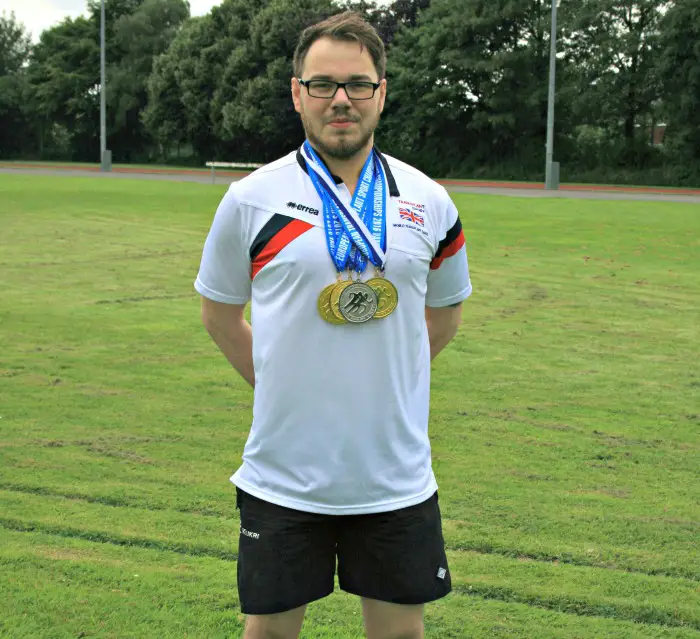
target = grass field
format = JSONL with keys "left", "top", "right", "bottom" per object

{"left": 0, "top": 174, "right": 699, "bottom": 638}
{"left": 4, "top": 161, "right": 700, "bottom": 194}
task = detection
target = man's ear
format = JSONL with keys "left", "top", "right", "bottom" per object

{"left": 292, "top": 77, "right": 302, "bottom": 114}
{"left": 378, "top": 78, "right": 387, "bottom": 114}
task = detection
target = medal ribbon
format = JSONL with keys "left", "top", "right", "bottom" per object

{"left": 302, "top": 142, "right": 387, "bottom": 273}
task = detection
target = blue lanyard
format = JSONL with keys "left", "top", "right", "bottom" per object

{"left": 303, "top": 142, "right": 387, "bottom": 274}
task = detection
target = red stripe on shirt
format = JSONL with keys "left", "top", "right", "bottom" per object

{"left": 430, "top": 231, "right": 465, "bottom": 270}
{"left": 251, "top": 219, "right": 313, "bottom": 279}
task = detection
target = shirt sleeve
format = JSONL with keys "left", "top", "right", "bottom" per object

{"left": 425, "top": 191, "right": 472, "bottom": 308}
{"left": 194, "top": 187, "right": 252, "bottom": 304}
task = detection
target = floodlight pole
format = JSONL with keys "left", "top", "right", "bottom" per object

{"left": 100, "top": 0, "right": 111, "bottom": 171}
{"left": 545, "top": 0, "right": 558, "bottom": 190}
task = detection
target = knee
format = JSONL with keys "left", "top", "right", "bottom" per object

{"left": 363, "top": 600, "right": 424, "bottom": 639}
{"left": 243, "top": 618, "right": 301, "bottom": 639}
{"left": 367, "top": 627, "right": 423, "bottom": 639}
{"left": 252, "top": 633, "right": 291, "bottom": 639}
{"left": 244, "top": 627, "right": 294, "bottom": 639}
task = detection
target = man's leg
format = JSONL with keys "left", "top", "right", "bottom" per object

{"left": 361, "top": 598, "right": 424, "bottom": 639}
{"left": 236, "top": 489, "right": 336, "bottom": 635}
{"left": 336, "top": 493, "right": 450, "bottom": 638}
{"left": 243, "top": 605, "right": 307, "bottom": 639}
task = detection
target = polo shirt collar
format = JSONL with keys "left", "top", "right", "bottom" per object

{"left": 296, "top": 145, "right": 400, "bottom": 197}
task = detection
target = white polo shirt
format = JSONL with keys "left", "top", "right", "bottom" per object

{"left": 195, "top": 146, "right": 472, "bottom": 515}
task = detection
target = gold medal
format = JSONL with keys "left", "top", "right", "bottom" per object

{"left": 367, "top": 277, "right": 398, "bottom": 319}
{"left": 330, "top": 279, "right": 353, "bottom": 321}
{"left": 318, "top": 283, "right": 345, "bottom": 324}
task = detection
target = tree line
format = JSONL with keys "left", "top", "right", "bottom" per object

{"left": 1, "top": 0, "right": 698, "bottom": 185}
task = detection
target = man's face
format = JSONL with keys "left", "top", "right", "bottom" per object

{"left": 292, "top": 37, "right": 386, "bottom": 161}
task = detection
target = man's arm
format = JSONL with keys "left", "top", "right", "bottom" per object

{"left": 425, "top": 303, "right": 462, "bottom": 361}
{"left": 201, "top": 297, "right": 254, "bottom": 387}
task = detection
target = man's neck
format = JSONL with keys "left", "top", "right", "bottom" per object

{"left": 312, "top": 141, "right": 373, "bottom": 194}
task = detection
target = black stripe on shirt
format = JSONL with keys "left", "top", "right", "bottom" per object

{"left": 433, "top": 217, "right": 463, "bottom": 261}
{"left": 375, "top": 148, "right": 400, "bottom": 197}
{"left": 250, "top": 214, "right": 296, "bottom": 262}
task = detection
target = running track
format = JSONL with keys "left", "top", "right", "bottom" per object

{"left": 2, "top": 163, "right": 699, "bottom": 204}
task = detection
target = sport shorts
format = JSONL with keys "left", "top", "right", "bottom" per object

{"left": 236, "top": 488, "right": 452, "bottom": 615}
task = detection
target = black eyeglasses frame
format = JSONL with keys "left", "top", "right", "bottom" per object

{"left": 298, "top": 78, "right": 381, "bottom": 101}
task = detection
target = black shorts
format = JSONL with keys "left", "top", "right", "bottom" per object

{"left": 236, "top": 489, "right": 452, "bottom": 615}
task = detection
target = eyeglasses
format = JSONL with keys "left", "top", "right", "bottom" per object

{"left": 298, "top": 79, "right": 381, "bottom": 100}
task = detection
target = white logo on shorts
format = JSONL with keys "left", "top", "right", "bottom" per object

{"left": 437, "top": 567, "right": 447, "bottom": 580}
{"left": 240, "top": 526, "right": 260, "bottom": 540}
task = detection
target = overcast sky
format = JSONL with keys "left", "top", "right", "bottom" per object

{"left": 5, "top": 0, "right": 390, "bottom": 42}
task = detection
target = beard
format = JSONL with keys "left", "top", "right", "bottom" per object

{"left": 300, "top": 106, "right": 380, "bottom": 160}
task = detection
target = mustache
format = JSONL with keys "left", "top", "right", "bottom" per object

{"left": 326, "top": 109, "right": 360, "bottom": 123}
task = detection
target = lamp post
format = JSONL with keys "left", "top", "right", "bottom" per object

{"left": 545, "top": 0, "right": 558, "bottom": 190}
{"left": 100, "top": 0, "right": 111, "bottom": 171}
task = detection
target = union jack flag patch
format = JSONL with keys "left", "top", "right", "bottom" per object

{"left": 399, "top": 208, "right": 424, "bottom": 226}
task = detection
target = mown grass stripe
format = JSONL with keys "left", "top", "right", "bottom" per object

{"left": 446, "top": 542, "right": 700, "bottom": 581}
{"left": 0, "top": 482, "right": 231, "bottom": 518}
{"left": 448, "top": 551, "right": 700, "bottom": 631}
{"left": 1, "top": 482, "right": 697, "bottom": 583}
{"left": 5, "top": 512, "right": 700, "bottom": 632}
{"left": 10, "top": 529, "right": 700, "bottom": 639}
{"left": 0, "top": 518, "right": 237, "bottom": 562}
{"left": 2, "top": 518, "right": 697, "bottom": 632}
{"left": 454, "top": 585, "right": 700, "bottom": 631}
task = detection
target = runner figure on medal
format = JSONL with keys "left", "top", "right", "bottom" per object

{"left": 195, "top": 11, "right": 472, "bottom": 639}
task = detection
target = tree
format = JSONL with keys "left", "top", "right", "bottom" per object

{"left": 379, "top": 0, "right": 565, "bottom": 178}
{"left": 390, "top": 0, "right": 431, "bottom": 28}
{"left": 0, "top": 11, "right": 31, "bottom": 76}
{"left": 338, "top": 1, "right": 395, "bottom": 44}
{"left": 107, "top": 0, "right": 190, "bottom": 161}
{"left": 216, "top": 0, "right": 337, "bottom": 161}
{"left": 195, "top": 0, "right": 268, "bottom": 159}
{"left": 24, "top": 16, "right": 100, "bottom": 159}
{"left": 22, "top": 0, "right": 189, "bottom": 161}
{"left": 0, "top": 12, "right": 32, "bottom": 157}
{"left": 658, "top": 0, "right": 700, "bottom": 163}
{"left": 561, "top": 0, "right": 668, "bottom": 166}
{"left": 144, "top": 0, "right": 434, "bottom": 164}
{"left": 145, "top": 0, "right": 339, "bottom": 163}
{"left": 338, "top": 0, "right": 431, "bottom": 46}
{"left": 143, "top": 15, "right": 217, "bottom": 159}
{"left": 143, "top": 0, "right": 266, "bottom": 162}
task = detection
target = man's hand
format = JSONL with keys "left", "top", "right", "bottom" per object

{"left": 425, "top": 303, "right": 463, "bottom": 361}
{"left": 201, "top": 297, "right": 255, "bottom": 387}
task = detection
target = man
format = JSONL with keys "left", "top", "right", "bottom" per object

{"left": 195, "top": 11, "right": 471, "bottom": 639}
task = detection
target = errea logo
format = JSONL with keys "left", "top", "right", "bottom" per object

{"left": 287, "top": 201, "right": 319, "bottom": 216}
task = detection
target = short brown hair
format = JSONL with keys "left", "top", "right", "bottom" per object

{"left": 293, "top": 11, "right": 386, "bottom": 80}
